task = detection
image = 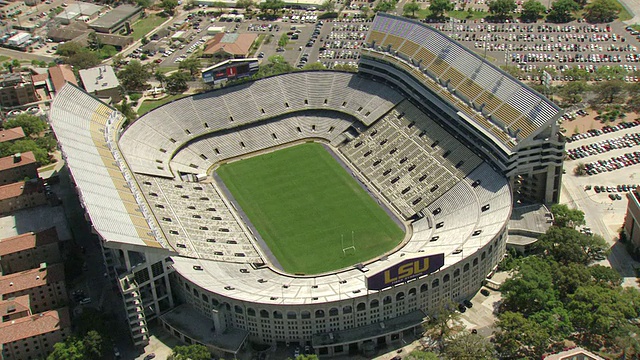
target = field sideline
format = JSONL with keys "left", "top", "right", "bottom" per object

{"left": 216, "top": 143, "right": 404, "bottom": 274}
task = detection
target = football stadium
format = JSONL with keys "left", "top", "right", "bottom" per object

{"left": 48, "top": 13, "right": 565, "bottom": 358}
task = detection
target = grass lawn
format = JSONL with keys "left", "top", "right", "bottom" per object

{"left": 216, "top": 143, "right": 404, "bottom": 275}
{"left": 137, "top": 94, "right": 189, "bottom": 115}
{"left": 131, "top": 14, "right": 166, "bottom": 41}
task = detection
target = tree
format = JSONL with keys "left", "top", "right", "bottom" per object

{"left": 429, "top": 0, "right": 453, "bottom": 18}
{"left": 557, "top": 80, "right": 588, "bottom": 104}
{"left": 536, "top": 226, "right": 609, "bottom": 265}
{"left": 116, "top": 99, "right": 137, "bottom": 125}
{"left": 166, "top": 71, "right": 190, "bottom": 94}
{"left": 48, "top": 338, "right": 86, "bottom": 360}
{"left": 118, "top": 61, "right": 151, "bottom": 91}
{"left": 82, "top": 331, "right": 103, "bottom": 360}
{"left": 155, "top": 70, "right": 168, "bottom": 88}
{"left": 178, "top": 57, "right": 202, "bottom": 77}
{"left": 520, "top": 0, "right": 546, "bottom": 22}
{"left": 566, "top": 285, "right": 639, "bottom": 336}
{"left": 500, "top": 256, "right": 557, "bottom": 315}
{"left": 320, "top": 0, "right": 336, "bottom": 12}
{"left": 422, "top": 300, "right": 463, "bottom": 350}
{"left": 278, "top": 33, "right": 289, "bottom": 47}
{"left": 547, "top": 0, "right": 580, "bottom": 22}
{"left": 488, "top": 0, "right": 517, "bottom": 20}
{"left": 374, "top": 0, "right": 397, "bottom": 13}
{"left": 211, "top": 0, "right": 226, "bottom": 12}
{"left": 3, "top": 114, "right": 47, "bottom": 137}
{"left": 56, "top": 42, "right": 101, "bottom": 69}
{"left": 254, "top": 55, "right": 295, "bottom": 78}
{"left": 259, "top": 0, "right": 285, "bottom": 14}
{"left": 87, "top": 31, "right": 102, "bottom": 51}
{"left": 584, "top": 0, "right": 620, "bottom": 22}
{"left": 590, "top": 264, "right": 622, "bottom": 287}
{"left": 627, "top": 91, "right": 640, "bottom": 113}
{"left": 403, "top": 0, "right": 421, "bottom": 17}
{"left": 550, "top": 204, "right": 585, "bottom": 228}
{"left": 443, "top": 331, "right": 496, "bottom": 359}
{"left": 361, "top": 5, "right": 371, "bottom": 17}
{"left": 494, "top": 311, "right": 552, "bottom": 359}
{"left": 161, "top": 0, "right": 178, "bottom": 15}
{"left": 592, "top": 79, "right": 627, "bottom": 104}
{"left": 168, "top": 344, "right": 210, "bottom": 360}
{"left": 236, "top": 0, "right": 254, "bottom": 11}
{"left": 406, "top": 350, "right": 439, "bottom": 359}
{"left": 302, "top": 62, "right": 326, "bottom": 70}
{"left": 134, "top": 0, "right": 152, "bottom": 7}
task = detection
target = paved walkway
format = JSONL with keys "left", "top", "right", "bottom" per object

{"left": 619, "top": 0, "right": 640, "bottom": 24}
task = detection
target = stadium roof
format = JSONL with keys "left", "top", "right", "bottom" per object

{"left": 48, "top": 84, "right": 168, "bottom": 250}
{"left": 364, "top": 13, "right": 561, "bottom": 151}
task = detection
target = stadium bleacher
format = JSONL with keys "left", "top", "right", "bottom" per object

{"left": 120, "top": 72, "right": 403, "bottom": 177}
{"left": 137, "top": 174, "right": 262, "bottom": 262}
{"left": 340, "top": 100, "right": 483, "bottom": 219}
{"left": 363, "top": 13, "right": 561, "bottom": 148}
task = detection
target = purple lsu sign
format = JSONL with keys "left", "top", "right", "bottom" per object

{"left": 366, "top": 254, "right": 445, "bottom": 291}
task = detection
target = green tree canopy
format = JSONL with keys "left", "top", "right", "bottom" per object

{"left": 236, "top": 0, "right": 255, "bottom": 10}
{"left": 168, "top": 344, "right": 211, "bottom": 360}
{"left": 567, "top": 284, "right": 640, "bottom": 335}
{"left": 536, "top": 226, "right": 609, "bottom": 265}
{"left": 161, "top": 0, "right": 179, "bottom": 15}
{"left": 548, "top": 0, "right": 580, "bottom": 22}
{"left": 558, "top": 80, "right": 588, "bottom": 104}
{"left": 494, "top": 311, "right": 552, "bottom": 359}
{"left": 429, "top": 0, "right": 454, "bottom": 18}
{"left": 254, "top": 55, "right": 295, "bottom": 78}
{"left": 302, "top": 62, "right": 326, "bottom": 70}
{"left": 488, "top": 0, "right": 517, "bottom": 19}
{"left": 118, "top": 60, "right": 151, "bottom": 91}
{"left": 500, "top": 256, "right": 557, "bottom": 315}
{"left": 56, "top": 42, "right": 101, "bottom": 70}
{"left": 3, "top": 114, "right": 46, "bottom": 137}
{"left": 405, "top": 350, "right": 439, "bottom": 359}
{"left": 374, "top": 0, "right": 397, "bottom": 12}
{"left": 403, "top": 0, "right": 421, "bottom": 17}
{"left": 592, "top": 79, "right": 627, "bottom": 104}
{"left": 443, "top": 331, "right": 496, "bottom": 359}
{"left": 166, "top": 71, "right": 190, "bottom": 94}
{"left": 48, "top": 332, "right": 103, "bottom": 360}
{"left": 589, "top": 264, "right": 622, "bottom": 287}
{"left": 584, "top": 0, "right": 620, "bottom": 22}
{"left": 320, "top": 0, "right": 336, "bottom": 12}
{"left": 550, "top": 204, "right": 586, "bottom": 228}
{"left": 520, "top": 0, "right": 546, "bottom": 22}
{"left": 178, "top": 57, "right": 202, "bottom": 77}
{"left": 259, "top": 0, "right": 285, "bottom": 13}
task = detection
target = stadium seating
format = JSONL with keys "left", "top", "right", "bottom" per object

{"left": 120, "top": 72, "right": 403, "bottom": 177}
{"left": 364, "top": 13, "right": 561, "bottom": 149}
{"left": 137, "top": 174, "right": 262, "bottom": 262}
{"left": 340, "top": 100, "right": 483, "bottom": 218}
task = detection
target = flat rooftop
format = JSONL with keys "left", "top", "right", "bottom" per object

{"left": 509, "top": 204, "right": 553, "bottom": 233}
{"left": 79, "top": 65, "right": 119, "bottom": 93}
{"left": 89, "top": 4, "right": 140, "bottom": 29}
{"left": 160, "top": 304, "right": 248, "bottom": 354}
{"left": 312, "top": 309, "right": 425, "bottom": 346}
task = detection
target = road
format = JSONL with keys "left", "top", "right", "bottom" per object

{"left": 0, "top": 47, "right": 56, "bottom": 62}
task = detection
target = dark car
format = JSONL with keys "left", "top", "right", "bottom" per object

{"left": 144, "top": 354, "right": 156, "bottom": 360}
{"left": 458, "top": 303, "right": 466, "bottom": 313}
{"left": 481, "top": 289, "right": 490, "bottom": 296}
{"left": 463, "top": 299, "right": 473, "bottom": 308}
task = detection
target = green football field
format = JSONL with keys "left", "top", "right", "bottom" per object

{"left": 216, "top": 143, "right": 404, "bottom": 274}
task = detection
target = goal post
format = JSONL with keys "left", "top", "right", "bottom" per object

{"left": 342, "top": 232, "right": 356, "bottom": 255}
